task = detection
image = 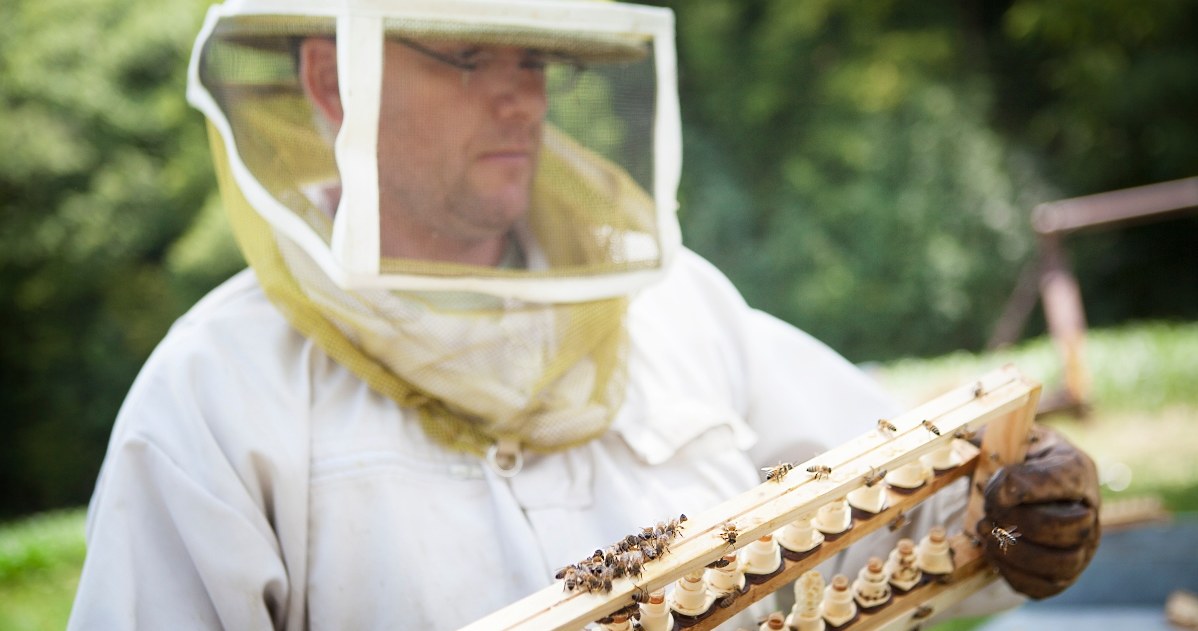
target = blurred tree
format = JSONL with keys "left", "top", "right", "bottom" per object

{"left": 648, "top": 0, "right": 1197, "bottom": 361}
{"left": 1, "top": 0, "right": 1195, "bottom": 516}
{"left": 656, "top": 0, "right": 1044, "bottom": 360}
{"left": 987, "top": 0, "right": 1198, "bottom": 327}
{"left": 0, "top": 0, "right": 242, "bottom": 516}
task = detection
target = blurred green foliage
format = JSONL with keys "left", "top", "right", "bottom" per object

{"left": 0, "top": 0, "right": 242, "bottom": 517}
{"left": 875, "top": 320, "right": 1198, "bottom": 515}
{"left": 0, "top": 509, "right": 86, "bottom": 631}
{"left": 1, "top": 0, "right": 1195, "bottom": 517}
{"left": 648, "top": 0, "right": 1198, "bottom": 360}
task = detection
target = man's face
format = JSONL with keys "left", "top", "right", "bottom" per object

{"left": 375, "top": 39, "right": 549, "bottom": 262}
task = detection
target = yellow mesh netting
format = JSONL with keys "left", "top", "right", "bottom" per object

{"left": 209, "top": 122, "right": 633, "bottom": 455}
{"left": 199, "top": 8, "right": 666, "bottom": 454}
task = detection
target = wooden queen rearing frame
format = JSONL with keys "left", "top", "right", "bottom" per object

{"left": 459, "top": 365, "right": 1042, "bottom": 631}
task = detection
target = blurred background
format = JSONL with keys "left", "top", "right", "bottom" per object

{"left": 1, "top": 0, "right": 1195, "bottom": 628}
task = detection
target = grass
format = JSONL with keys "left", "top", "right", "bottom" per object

{"left": 876, "top": 320, "right": 1198, "bottom": 413}
{"left": 877, "top": 320, "right": 1198, "bottom": 631}
{"left": 2, "top": 320, "right": 1194, "bottom": 630}
{"left": 874, "top": 319, "right": 1198, "bottom": 512}
{"left": 0, "top": 509, "right": 86, "bottom": 631}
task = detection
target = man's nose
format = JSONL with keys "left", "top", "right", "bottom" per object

{"left": 477, "top": 60, "right": 548, "bottom": 120}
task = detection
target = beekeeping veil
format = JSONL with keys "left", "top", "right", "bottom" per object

{"left": 187, "top": 0, "right": 681, "bottom": 460}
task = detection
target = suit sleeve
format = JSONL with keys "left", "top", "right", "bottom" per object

{"left": 67, "top": 319, "right": 304, "bottom": 631}
{"left": 68, "top": 437, "right": 288, "bottom": 630}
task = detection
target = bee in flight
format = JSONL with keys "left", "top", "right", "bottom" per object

{"left": 762, "top": 462, "right": 795, "bottom": 482}
{"left": 991, "top": 524, "right": 1021, "bottom": 553}
{"left": 877, "top": 418, "right": 898, "bottom": 435}
{"left": 862, "top": 466, "right": 887, "bottom": 487}
{"left": 807, "top": 465, "right": 832, "bottom": 480}
{"left": 922, "top": 419, "right": 941, "bottom": 436}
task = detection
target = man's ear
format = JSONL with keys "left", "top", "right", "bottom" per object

{"left": 299, "top": 38, "right": 344, "bottom": 128}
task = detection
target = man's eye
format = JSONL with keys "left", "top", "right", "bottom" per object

{"left": 438, "top": 46, "right": 483, "bottom": 69}
{"left": 451, "top": 47, "right": 485, "bottom": 67}
{"left": 520, "top": 51, "right": 551, "bottom": 71}
{"left": 520, "top": 57, "right": 549, "bottom": 71}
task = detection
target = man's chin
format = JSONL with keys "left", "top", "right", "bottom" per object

{"left": 473, "top": 185, "right": 533, "bottom": 221}
{"left": 451, "top": 194, "right": 529, "bottom": 236}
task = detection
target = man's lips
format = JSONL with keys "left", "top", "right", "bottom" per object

{"left": 477, "top": 148, "right": 535, "bottom": 162}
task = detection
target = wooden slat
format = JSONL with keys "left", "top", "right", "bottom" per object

{"left": 1031, "top": 176, "right": 1198, "bottom": 235}
{"left": 457, "top": 366, "right": 1040, "bottom": 631}
{"left": 964, "top": 370, "right": 1041, "bottom": 536}
{"left": 860, "top": 537, "right": 998, "bottom": 631}
{"left": 679, "top": 446, "right": 980, "bottom": 630}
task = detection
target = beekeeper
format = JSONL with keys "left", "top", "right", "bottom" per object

{"left": 69, "top": 1, "right": 1099, "bottom": 629}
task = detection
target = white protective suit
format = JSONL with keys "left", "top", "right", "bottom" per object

{"left": 68, "top": 248, "right": 1017, "bottom": 630}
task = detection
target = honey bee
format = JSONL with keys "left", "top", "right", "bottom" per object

{"left": 619, "top": 552, "right": 644, "bottom": 578}
{"left": 556, "top": 564, "right": 584, "bottom": 590}
{"left": 972, "top": 381, "right": 985, "bottom": 398}
{"left": 647, "top": 536, "right": 671, "bottom": 557}
{"left": 922, "top": 419, "right": 941, "bottom": 436}
{"left": 663, "top": 514, "right": 687, "bottom": 538}
{"left": 877, "top": 418, "right": 898, "bottom": 435}
{"left": 706, "top": 557, "right": 732, "bottom": 569}
{"left": 807, "top": 464, "right": 832, "bottom": 480}
{"left": 587, "top": 571, "right": 613, "bottom": 593}
{"left": 762, "top": 462, "right": 795, "bottom": 482}
{"left": 641, "top": 514, "right": 687, "bottom": 542}
{"left": 609, "top": 602, "right": 642, "bottom": 622}
{"left": 862, "top": 466, "right": 887, "bottom": 487}
{"left": 888, "top": 511, "right": 910, "bottom": 532}
{"left": 598, "top": 603, "right": 639, "bottom": 626}
{"left": 719, "top": 521, "right": 739, "bottom": 546}
{"left": 631, "top": 586, "right": 650, "bottom": 604}
{"left": 991, "top": 524, "right": 1021, "bottom": 553}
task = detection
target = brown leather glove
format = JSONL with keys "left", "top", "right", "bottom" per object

{"left": 975, "top": 424, "right": 1101, "bottom": 599}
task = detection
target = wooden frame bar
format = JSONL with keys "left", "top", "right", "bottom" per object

{"left": 458, "top": 365, "right": 1041, "bottom": 631}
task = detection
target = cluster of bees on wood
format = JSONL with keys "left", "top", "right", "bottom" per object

{"left": 569, "top": 403, "right": 1017, "bottom": 622}
{"left": 555, "top": 514, "right": 688, "bottom": 595}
